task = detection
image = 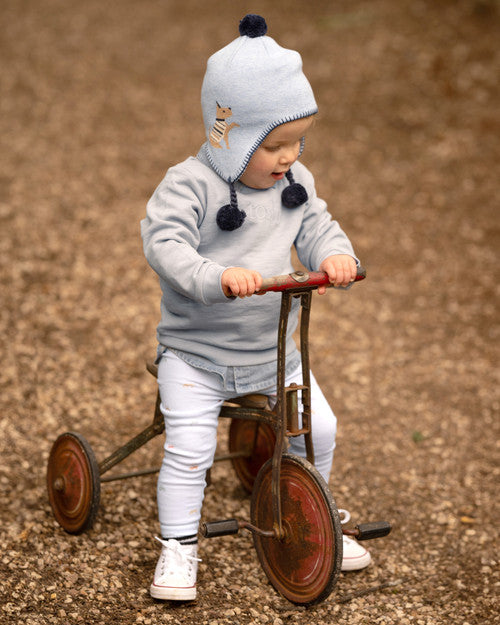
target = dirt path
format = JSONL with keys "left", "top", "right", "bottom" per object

{"left": 1, "top": 1, "right": 498, "bottom": 623}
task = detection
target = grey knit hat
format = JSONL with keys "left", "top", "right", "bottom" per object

{"left": 201, "top": 15, "right": 318, "bottom": 231}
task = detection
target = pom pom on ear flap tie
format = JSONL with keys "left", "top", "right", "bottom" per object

{"left": 281, "top": 170, "right": 308, "bottom": 208}
{"left": 239, "top": 14, "right": 268, "bottom": 38}
{"left": 216, "top": 171, "right": 307, "bottom": 231}
{"left": 216, "top": 182, "right": 247, "bottom": 231}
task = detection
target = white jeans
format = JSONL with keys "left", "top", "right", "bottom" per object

{"left": 156, "top": 350, "right": 337, "bottom": 538}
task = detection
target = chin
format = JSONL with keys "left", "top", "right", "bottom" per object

{"left": 248, "top": 181, "right": 275, "bottom": 190}
{"left": 240, "top": 175, "right": 276, "bottom": 190}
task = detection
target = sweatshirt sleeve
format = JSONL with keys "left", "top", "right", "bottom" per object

{"left": 293, "top": 163, "right": 358, "bottom": 270}
{"left": 140, "top": 163, "right": 228, "bottom": 305}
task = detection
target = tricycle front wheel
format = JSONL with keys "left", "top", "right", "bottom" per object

{"left": 251, "top": 454, "right": 342, "bottom": 605}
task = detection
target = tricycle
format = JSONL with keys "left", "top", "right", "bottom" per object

{"left": 47, "top": 267, "right": 391, "bottom": 605}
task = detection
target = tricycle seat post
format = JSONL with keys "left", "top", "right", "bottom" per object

{"left": 285, "top": 383, "right": 309, "bottom": 438}
{"left": 286, "top": 383, "right": 300, "bottom": 434}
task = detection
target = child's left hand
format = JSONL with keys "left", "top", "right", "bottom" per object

{"left": 318, "top": 255, "right": 357, "bottom": 294}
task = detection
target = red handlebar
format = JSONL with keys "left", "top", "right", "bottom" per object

{"left": 258, "top": 267, "right": 366, "bottom": 294}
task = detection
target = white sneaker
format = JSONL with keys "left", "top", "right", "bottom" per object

{"left": 150, "top": 537, "right": 201, "bottom": 600}
{"left": 341, "top": 535, "right": 372, "bottom": 571}
{"left": 339, "top": 509, "right": 372, "bottom": 572}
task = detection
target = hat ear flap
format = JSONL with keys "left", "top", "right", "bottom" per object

{"left": 216, "top": 182, "right": 246, "bottom": 231}
{"left": 281, "top": 170, "right": 308, "bottom": 208}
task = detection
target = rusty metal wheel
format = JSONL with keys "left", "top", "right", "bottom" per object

{"left": 251, "top": 454, "right": 342, "bottom": 605}
{"left": 47, "top": 432, "right": 101, "bottom": 534}
{"left": 229, "top": 419, "right": 276, "bottom": 493}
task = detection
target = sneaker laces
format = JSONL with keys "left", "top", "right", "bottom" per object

{"left": 338, "top": 509, "right": 360, "bottom": 549}
{"left": 154, "top": 536, "right": 201, "bottom": 577}
{"left": 338, "top": 509, "right": 351, "bottom": 525}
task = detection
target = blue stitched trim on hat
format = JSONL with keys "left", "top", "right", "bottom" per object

{"left": 204, "top": 108, "right": 318, "bottom": 183}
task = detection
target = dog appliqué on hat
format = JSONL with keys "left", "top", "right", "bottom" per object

{"left": 209, "top": 103, "right": 239, "bottom": 150}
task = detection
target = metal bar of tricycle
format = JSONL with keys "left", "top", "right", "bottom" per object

{"left": 299, "top": 291, "right": 314, "bottom": 465}
{"left": 98, "top": 390, "right": 165, "bottom": 476}
{"left": 271, "top": 291, "right": 292, "bottom": 539}
{"left": 218, "top": 405, "right": 277, "bottom": 429}
{"left": 101, "top": 467, "right": 160, "bottom": 482}
{"left": 238, "top": 520, "right": 278, "bottom": 538}
{"left": 100, "top": 450, "right": 248, "bottom": 483}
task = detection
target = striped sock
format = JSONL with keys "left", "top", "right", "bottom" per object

{"left": 163, "top": 534, "right": 198, "bottom": 545}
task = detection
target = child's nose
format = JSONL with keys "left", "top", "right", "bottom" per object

{"left": 279, "top": 146, "right": 296, "bottom": 165}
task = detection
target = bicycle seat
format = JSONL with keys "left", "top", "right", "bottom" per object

{"left": 146, "top": 362, "right": 159, "bottom": 378}
{"left": 224, "top": 394, "right": 269, "bottom": 409}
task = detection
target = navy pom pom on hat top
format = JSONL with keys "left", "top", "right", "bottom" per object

{"left": 201, "top": 14, "right": 318, "bottom": 231}
{"left": 239, "top": 13, "right": 268, "bottom": 37}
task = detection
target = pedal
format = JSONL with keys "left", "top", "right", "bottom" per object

{"left": 355, "top": 521, "right": 392, "bottom": 541}
{"left": 201, "top": 518, "right": 240, "bottom": 538}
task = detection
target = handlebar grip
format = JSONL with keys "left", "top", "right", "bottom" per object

{"left": 259, "top": 266, "right": 366, "bottom": 294}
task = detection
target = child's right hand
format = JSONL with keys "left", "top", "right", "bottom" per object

{"left": 221, "top": 267, "right": 263, "bottom": 298}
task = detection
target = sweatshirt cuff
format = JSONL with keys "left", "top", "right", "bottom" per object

{"left": 201, "top": 264, "right": 230, "bottom": 305}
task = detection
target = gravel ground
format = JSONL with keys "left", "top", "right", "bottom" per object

{"left": 1, "top": 1, "right": 499, "bottom": 624}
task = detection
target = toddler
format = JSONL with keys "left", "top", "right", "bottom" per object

{"left": 141, "top": 14, "right": 370, "bottom": 601}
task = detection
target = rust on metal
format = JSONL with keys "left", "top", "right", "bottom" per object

{"left": 46, "top": 432, "right": 100, "bottom": 534}
{"left": 251, "top": 455, "right": 340, "bottom": 605}
{"left": 299, "top": 291, "right": 314, "bottom": 465}
{"left": 238, "top": 520, "right": 277, "bottom": 538}
{"left": 226, "top": 419, "right": 276, "bottom": 493}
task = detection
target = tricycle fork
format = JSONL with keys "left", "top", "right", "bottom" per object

{"left": 271, "top": 288, "right": 315, "bottom": 539}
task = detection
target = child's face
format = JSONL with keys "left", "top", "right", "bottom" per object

{"left": 239, "top": 116, "right": 314, "bottom": 190}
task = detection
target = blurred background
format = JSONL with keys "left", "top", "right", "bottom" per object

{"left": 1, "top": 1, "right": 498, "bottom": 624}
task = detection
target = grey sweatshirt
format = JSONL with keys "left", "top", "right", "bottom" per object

{"left": 141, "top": 147, "right": 356, "bottom": 366}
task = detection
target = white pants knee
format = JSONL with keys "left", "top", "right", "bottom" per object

{"left": 156, "top": 350, "right": 337, "bottom": 538}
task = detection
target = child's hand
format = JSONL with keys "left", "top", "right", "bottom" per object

{"left": 222, "top": 267, "right": 263, "bottom": 298}
{"left": 318, "top": 255, "right": 357, "bottom": 294}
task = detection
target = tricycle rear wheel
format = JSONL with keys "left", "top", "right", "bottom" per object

{"left": 228, "top": 419, "right": 275, "bottom": 493}
{"left": 47, "top": 432, "right": 100, "bottom": 534}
